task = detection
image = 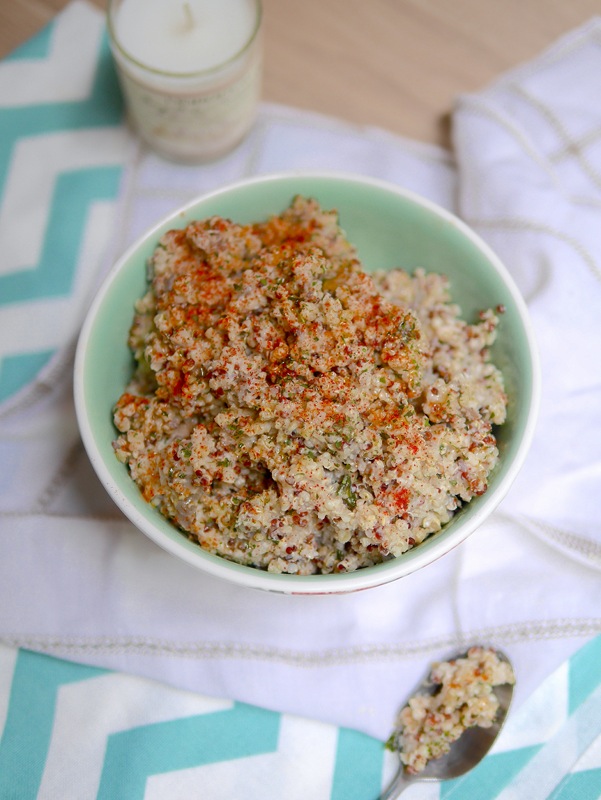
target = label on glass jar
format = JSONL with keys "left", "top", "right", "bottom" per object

{"left": 118, "top": 59, "right": 261, "bottom": 161}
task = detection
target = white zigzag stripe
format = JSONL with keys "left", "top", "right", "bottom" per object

{"left": 0, "top": 645, "right": 18, "bottom": 740}
{"left": 37, "top": 671, "right": 233, "bottom": 800}
{"left": 144, "top": 713, "right": 340, "bottom": 800}
{"left": 497, "top": 682, "right": 601, "bottom": 799}
{"left": 0, "top": 201, "right": 115, "bottom": 360}
{"left": 0, "top": 126, "right": 129, "bottom": 278}
{"left": 495, "top": 660, "right": 569, "bottom": 753}
{"left": 0, "top": 2, "right": 105, "bottom": 107}
{"left": 573, "top": 722, "right": 601, "bottom": 771}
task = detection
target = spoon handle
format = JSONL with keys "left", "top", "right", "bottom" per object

{"left": 379, "top": 765, "right": 414, "bottom": 799}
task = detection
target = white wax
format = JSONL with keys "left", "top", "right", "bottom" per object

{"left": 113, "top": 0, "right": 257, "bottom": 75}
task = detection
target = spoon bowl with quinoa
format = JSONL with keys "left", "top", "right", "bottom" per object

{"left": 74, "top": 172, "right": 540, "bottom": 594}
{"left": 382, "top": 646, "right": 515, "bottom": 797}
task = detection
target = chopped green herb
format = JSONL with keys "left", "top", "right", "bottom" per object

{"left": 337, "top": 474, "right": 356, "bottom": 509}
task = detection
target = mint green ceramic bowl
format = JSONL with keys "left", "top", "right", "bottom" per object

{"left": 74, "top": 172, "right": 540, "bottom": 594}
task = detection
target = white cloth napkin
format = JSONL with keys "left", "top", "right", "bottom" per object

{"left": 1, "top": 1, "right": 601, "bottom": 742}
{"left": 454, "top": 20, "right": 601, "bottom": 571}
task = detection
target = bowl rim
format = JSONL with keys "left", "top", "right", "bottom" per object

{"left": 74, "top": 169, "right": 541, "bottom": 595}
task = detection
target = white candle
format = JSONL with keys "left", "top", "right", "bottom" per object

{"left": 107, "top": 0, "right": 263, "bottom": 163}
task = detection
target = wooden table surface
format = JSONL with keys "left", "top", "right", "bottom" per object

{"left": 2, "top": 0, "right": 599, "bottom": 148}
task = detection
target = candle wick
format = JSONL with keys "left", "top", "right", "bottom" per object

{"left": 183, "top": 2, "right": 195, "bottom": 30}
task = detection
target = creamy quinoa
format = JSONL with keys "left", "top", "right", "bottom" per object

{"left": 388, "top": 647, "right": 516, "bottom": 774}
{"left": 112, "top": 196, "right": 507, "bottom": 574}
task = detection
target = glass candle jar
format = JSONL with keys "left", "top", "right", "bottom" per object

{"left": 107, "top": 0, "right": 263, "bottom": 163}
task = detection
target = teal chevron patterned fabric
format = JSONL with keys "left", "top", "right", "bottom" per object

{"left": 0, "top": 646, "right": 391, "bottom": 799}
{"left": 0, "top": 650, "right": 107, "bottom": 798}
{"left": 4, "top": 24, "right": 53, "bottom": 62}
{"left": 0, "top": 167, "right": 122, "bottom": 305}
{"left": 0, "top": 3, "right": 127, "bottom": 404}
{"left": 1, "top": 638, "right": 601, "bottom": 799}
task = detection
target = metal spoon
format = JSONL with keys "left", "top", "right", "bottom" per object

{"left": 380, "top": 649, "right": 515, "bottom": 799}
